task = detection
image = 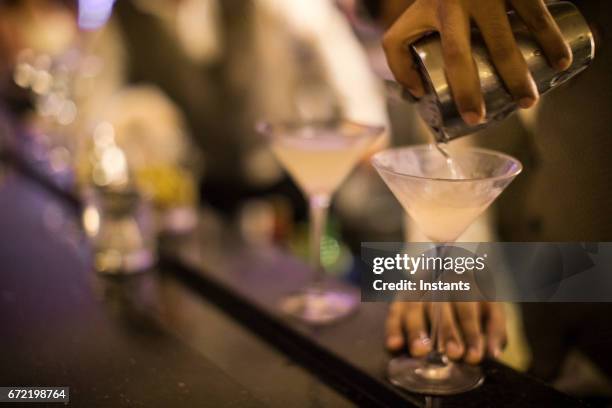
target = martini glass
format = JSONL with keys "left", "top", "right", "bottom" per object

{"left": 371, "top": 144, "right": 522, "bottom": 395}
{"left": 257, "top": 119, "right": 384, "bottom": 324}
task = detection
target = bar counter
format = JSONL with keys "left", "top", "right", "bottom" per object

{"left": 0, "top": 168, "right": 585, "bottom": 407}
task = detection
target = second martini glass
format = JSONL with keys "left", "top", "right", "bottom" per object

{"left": 372, "top": 144, "right": 522, "bottom": 394}
{"left": 257, "top": 119, "right": 383, "bottom": 325}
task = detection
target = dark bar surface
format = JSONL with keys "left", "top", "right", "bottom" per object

{"left": 161, "top": 220, "right": 586, "bottom": 408}
{"left": 0, "top": 171, "right": 352, "bottom": 407}
{"left": 0, "top": 165, "right": 585, "bottom": 407}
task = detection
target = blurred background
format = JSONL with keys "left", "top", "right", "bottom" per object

{"left": 0, "top": 0, "right": 414, "bottom": 281}
{"left": 0, "top": 0, "right": 611, "bottom": 405}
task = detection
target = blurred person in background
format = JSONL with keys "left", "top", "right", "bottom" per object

{"left": 1, "top": 0, "right": 399, "bottom": 273}
{"left": 112, "top": 0, "right": 390, "bottom": 216}
{"left": 377, "top": 0, "right": 612, "bottom": 401}
{"left": 113, "top": 0, "right": 402, "bottom": 281}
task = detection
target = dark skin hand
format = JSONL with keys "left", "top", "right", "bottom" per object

{"left": 381, "top": 0, "right": 569, "bottom": 364}
{"left": 386, "top": 302, "right": 507, "bottom": 364}
{"left": 382, "top": 0, "right": 573, "bottom": 125}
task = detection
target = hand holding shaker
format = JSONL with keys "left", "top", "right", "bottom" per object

{"left": 388, "top": 1, "right": 595, "bottom": 142}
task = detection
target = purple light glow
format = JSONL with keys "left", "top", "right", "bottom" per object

{"left": 78, "top": 0, "right": 116, "bottom": 30}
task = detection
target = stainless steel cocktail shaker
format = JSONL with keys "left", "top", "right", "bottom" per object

{"left": 404, "top": 1, "right": 595, "bottom": 142}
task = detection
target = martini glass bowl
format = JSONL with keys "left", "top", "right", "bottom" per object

{"left": 257, "top": 119, "right": 384, "bottom": 325}
{"left": 371, "top": 144, "right": 522, "bottom": 395}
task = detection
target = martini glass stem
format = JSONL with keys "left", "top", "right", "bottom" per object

{"left": 308, "top": 194, "right": 331, "bottom": 288}
{"left": 429, "top": 302, "right": 442, "bottom": 353}
{"left": 425, "top": 245, "right": 449, "bottom": 369}
{"left": 430, "top": 244, "right": 444, "bottom": 354}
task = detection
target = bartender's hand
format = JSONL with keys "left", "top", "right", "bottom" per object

{"left": 382, "top": 0, "right": 572, "bottom": 125}
{"left": 386, "top": 302, "right": 507, "bottom": 364}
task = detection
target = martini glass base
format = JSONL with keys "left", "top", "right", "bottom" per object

{"left": 279, "top": 284, "right": 359, "bottom": 325}
{"left": 388, "top": 355, "right": 484, "bottom": 395}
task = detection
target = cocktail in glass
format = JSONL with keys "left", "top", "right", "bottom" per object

{"left": 371, "top": 144, "right": 522, "bottom": 394}
{"left": 257, "top": 119, "right": 384, "bottom": 325}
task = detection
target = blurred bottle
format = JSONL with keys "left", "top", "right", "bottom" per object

{"left": 89, "top": 87, "right": 201, "bottom": 236}
{"left": 87, "top": 186, "right": 156, "bottom": 274}
{"left": 81, "top": 123, "right": 156, "bottom": 274}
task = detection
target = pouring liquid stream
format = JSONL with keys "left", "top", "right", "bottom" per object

{"left": 435, "top": 141, "right": 466, "bottom": 179}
